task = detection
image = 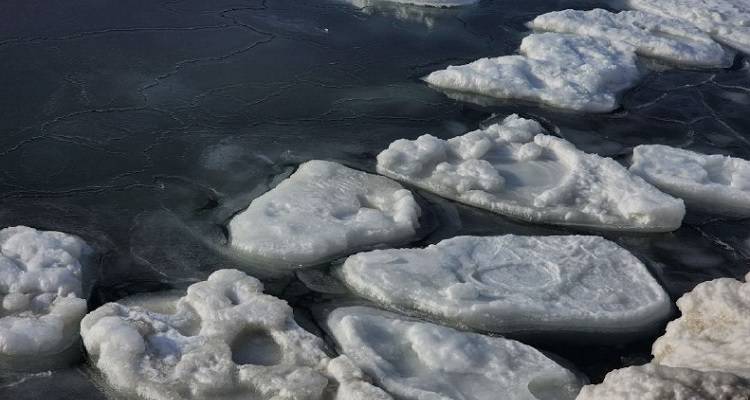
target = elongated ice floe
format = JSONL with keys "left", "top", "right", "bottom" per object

{"left": 528, "top": 9, "right": 731, "bottom": 68}
{"left": 339, "top": 235, "right": 671, "bottom": 335}
{"left": 228, "top": 160, "right": 420, "bottom": 268}
{"left": 625, "top": 0, "right": 750, "bottom": 54}
{"left": 424, "top": 33, "right": 642, "bottom": 112}
{"left": 0, "top": 226, "right": 91, "bottom": 370}
{"left": 576, "top": 364, "right": 750, "bottom": 400}
{"left": 376, "top": 114, "right": 685, "bottom": 231}
{"left": 348, "top": 0, "right": 477, "bottom": 6}
{"left": 81, "top": 269, "right": 392, "bottom": 400}
{"left": 326, "top": 306, "right": 583, "bottom": 400}
{"left": 652, "top": 272, "right": 750, "bottom": 379}
{"left": 629, "top": 145, "right": 750, "bottom": 216}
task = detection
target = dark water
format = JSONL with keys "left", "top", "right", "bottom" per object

{"left": 1, "top": 0, "right": 749, "bottom": 397}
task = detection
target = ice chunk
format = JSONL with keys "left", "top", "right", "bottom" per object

{"left": 0, "top": 226, "right": 91, "bottom": 370}
{"left": 376, "top": 114, "right": 685, "bottom": 231}
{"left": 528, "top": 9, "right": 731, "bottom": 68}
{"left": 346, "top": 0, "right": 478, "bottom": 7}
{"left": 424, "top": 33, "right": 642, "bottom": 112}
{"left": 228, "top": 160, "right": 421, "bottom": 267}
{"left": 651, "top": 272, "right": 750, "bottom": 379}
{"left": 339, "top": 235, "right": 671, "bottom": 335}
{"left": 576, "top": 364, "right": 750, "bottom": 400}
{"left": 81, "top": 269, "right": 392, "bottom": 400}
{"left": 625, "top": 0, "right": 750, "bottom": 54}
{"left": 326, "top": 306, "right": 583, "bottom": 400}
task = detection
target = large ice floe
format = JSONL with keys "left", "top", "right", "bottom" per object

{"left": 625, "top": 0, "right": 750, "bottom": 54}
{"left": 0, "top": 226, "right": 91, "bottom": 370}
{"left": 576, "top": 363, "right": 750, "bottom": 400}
{"left": 376, "top": 114, "right": 685, "bottom": 231}
{"left": 326, "top": 306, "right": 583, "bottom": 400}
{"left": 423, "top": 33, "right": 642, "bottom": 112}
{"left": 629, "top": 145, "right": 750, "bottom": 216}
{"left": 338, "top": 235, "right": 671, "bottom": 335}
{"left": 81, "top": 269, "right": 392, "bottom": 400}
{"left": 228, "top": 160, "right": 421, "bottom": 268}
{"left": 528, "top": 9, "right": 731, "bottom": 68}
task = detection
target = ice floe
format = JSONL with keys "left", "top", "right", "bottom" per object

{"left": 228, "top": 160, "right": 421, "bottom": 267}
{"left": 339, "top": 235, "right": 671, "bottom": 335}
{"left": 376, "top": 114, "right": 685, "bottom": 231}
{"left": 424, "top": 33, "right": 642, "bottom": 112}
{"left": 0, "top": 226, "right": 91, "bottom": 370}
{"left": 629, "top": 145, "right": 750, "bottom": 216}
{"left": 348, "top": 0, "right": 478, "bottom": 7}
{"left": 528, "top": 9, "right": 731, "bottom": 68}
{"left": 326, "top": 306, "right": 583, "bottom": 400}
{"left": 625, "top": 0, "right": 750, "bottom": 54}
{"left": 81, "top": 269, "right": 392, "bottom": 400}
{"left": 576, "top": 363, "right": 750, "bottom": 400}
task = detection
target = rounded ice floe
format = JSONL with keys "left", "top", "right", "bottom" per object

{"left": 528, "top": 9, "right": 731, "bottom": 68}
{"left": 326, "top": 306, "right": 583, "bottom": 400}
{"left": 81, "top": 269, "right": 392, "bottom": 400}
{"left": 0, "top": 226, "right": 91, "bottom": 370}
{"left": 423, "top": 33, "right": 642, "bottom": 112}
{"left": 228, "top": 160, "right": 420, "bottom": 268}
{"left": 625, "top": 0, "right": 750, "bottom": 54}
{"left": 629, "top": 145, "right": 750, "bottom": 216}
{"left": 340, "top": 235, "right": 671, "bottom": 335}
{"left": 651, "top": 272, "right": 750, "bottom": 379}
{"left": 576, "top": 363, "right": 750, "bottom": 400}
{"left": 376, "top": 114, "right": 685, "bottom": 231}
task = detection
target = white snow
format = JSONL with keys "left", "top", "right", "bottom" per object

{"left": 0, "top": 226, "right": 91, "bottom": 368}
{"left": 228, "top": 160, "right": 421, "bottom": 267}
{"left": 81, "top": 269, "right": 392, "bottom": 400}
{"left": 625, "top": 0, "right": 750, "bottom": 54}
{"left": 651, "top": 272, "right": 750, "bottom": 379}
{"left": 423, "top": 33, "right": 642, "bottom": 112}
{"left": 326, "top": 306, "right": 583, "bottom": 400}
{"left": 339, "top": 235, "right": 671, "bottom": 334}
{"left": 376, "top": 114, "right": 686, "bottom": 231}
{"left": 528, "top": 9, "right": 731, "bottom": 68}
{"left": 576, "top": 364, "right": 750, "bottom": 400}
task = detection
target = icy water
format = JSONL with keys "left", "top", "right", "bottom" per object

{"left": 1, "top": 0, "right": 749, "bottom": 397}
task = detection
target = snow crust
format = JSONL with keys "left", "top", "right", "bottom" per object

{"left": 376, "top": 114, "right": 685, "bottom": 231}
{"left": 228, "top": 160, "right": 421, "bottom": 267}
{"left": 81, "top": 269, "right": 392, "bottom": 400}
{"left": 630, "top": 145, "right": 750, "bottom": 216}
{"left": 326, "top": 306, "right": 583, "bottom": 400}
{"left": 424, "top": 33, "right": 642, "bottom": 112}
{"left": 529, "top": 9, "right": 730, "bottom": 68}
{"left": 0, "top": 226, "right": 91, "bottom": 366}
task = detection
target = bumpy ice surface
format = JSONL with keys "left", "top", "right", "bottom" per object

{"left": 326, "top": 306, "right": 583, "bottom": 400}
{"left": 424, "top": 33, "right": 642, "bottom": 112}
{"left": 630, "top": 145, "right": 750, "bottom": 216}
{"left": 81, "top": 269, "right": 391, "bottom": 400}
{"left": 376, "top": 114, "right": 685, "bottom": 231}
{"left": 228, "top": 160, "right": 420, "bottom": 267}
{"left": 576, "top": 364, "right": 750, "bottom": 400}
{"left": 528, "top": 9, "right": 730, "bottom": 68}
{"left": 0, "top": 226, "right": 91, "bottom": 367}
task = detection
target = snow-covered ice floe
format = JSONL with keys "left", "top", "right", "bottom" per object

{"left": 339, "top": 235, "right": 671, "bottom": 336}
{"left": 228, "top": 160, "right": 420, "bottom": 268}
{"left": 528, "top": 9, "right": 731, "bottom": 68}
{"left": 0, "top": 226, "right": 92, "bottom": 370}
{"left": 326, "top": 306, "right": 583, "bottom": 400}
{"left": 81, "top": 269, "right": 392, "bottom": 400}
{"left": 376, "top": 114, "right": 685, "bottom": 231}
{"left": 625, "top": 0, "right": 750, "bottom": 54}
{"left": 576, "top": 363, "right": 750, "bottom": 400}
{"left": 651, "top": 272, "right": 750, "bottom": 379}
{"left": 423, "top": 33, "right": 642, "bottom": 112}
{"left": 629, "top": 145, "right": 750, "bottom": 216}
{"left": 347, "top": 0, "right": 478, "bottom": 7}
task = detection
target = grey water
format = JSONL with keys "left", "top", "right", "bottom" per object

{"left": 1, "top": 0, "right": 749, "bottom": 397}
